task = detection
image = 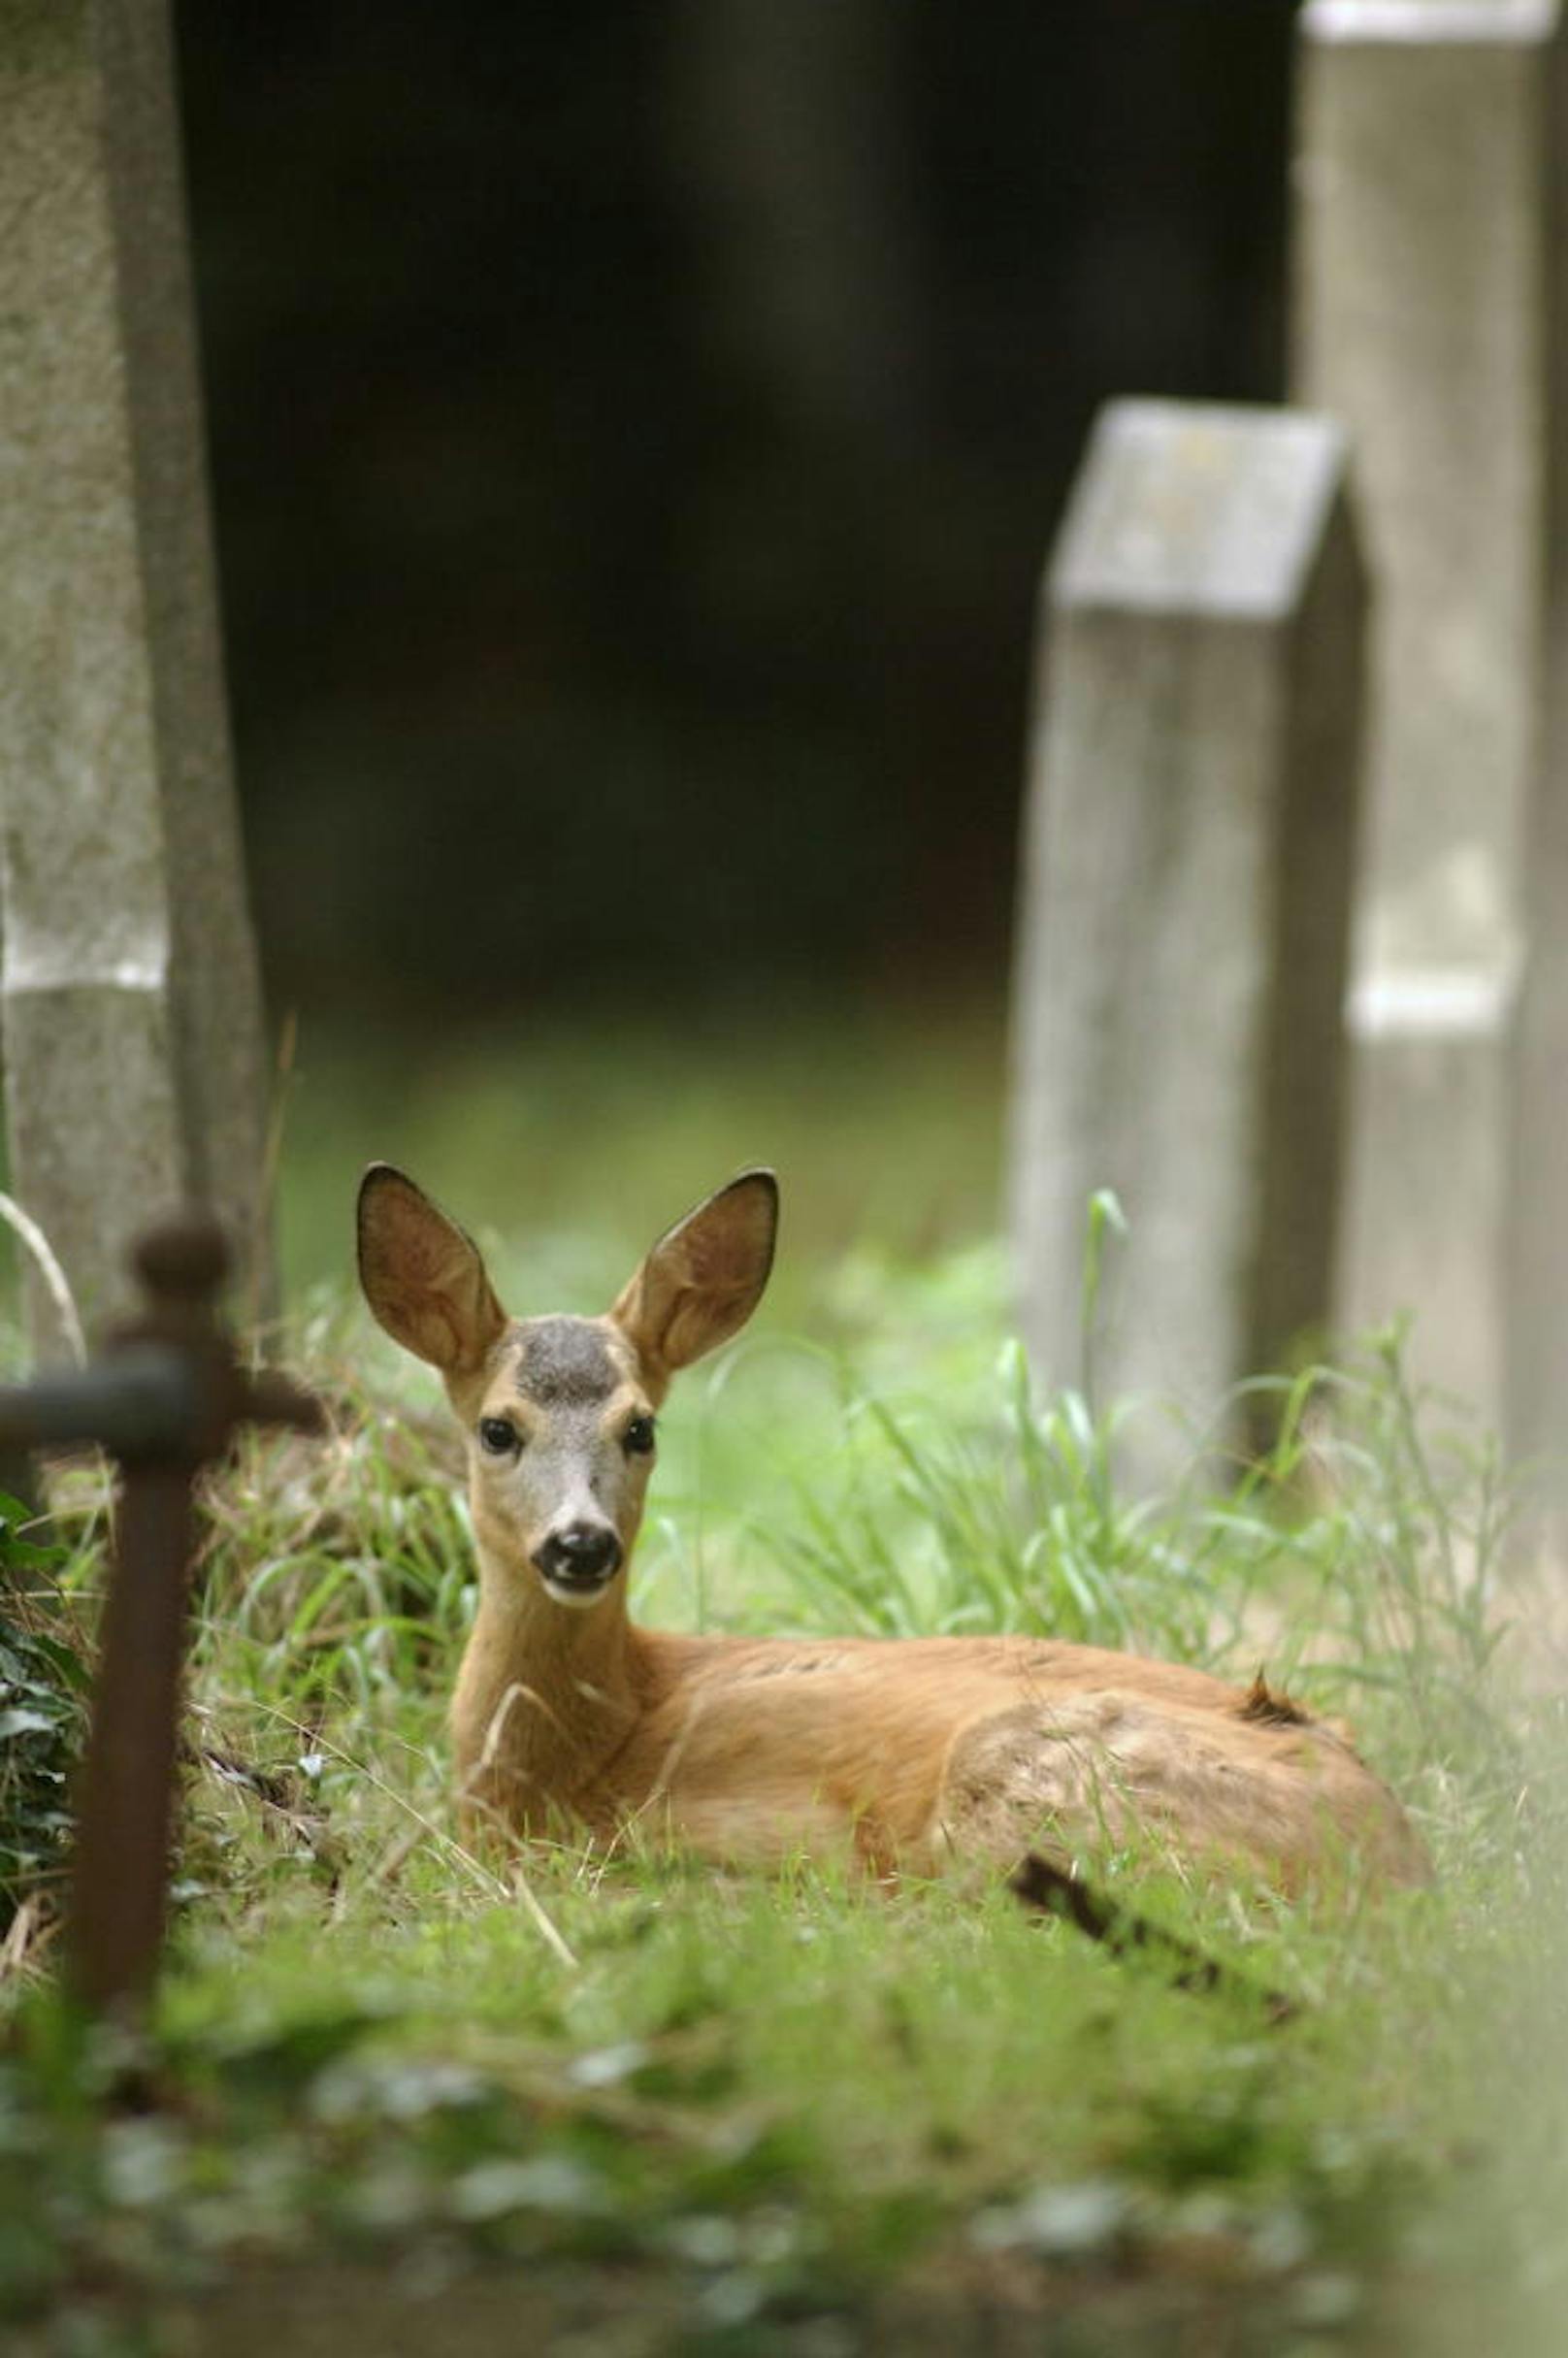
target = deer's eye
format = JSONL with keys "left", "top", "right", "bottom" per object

{"left": 478, "top": 1416, "right": 521, "bottom": 1457}
{"left": 623, "top": 1415, "right": 656, "bottom": 1457}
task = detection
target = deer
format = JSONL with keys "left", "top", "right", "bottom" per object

{"left": 357, "top": 1163, "right": 1426, "bottom": 1898}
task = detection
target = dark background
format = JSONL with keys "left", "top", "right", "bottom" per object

{"left": 176, "top": 2, "right": 1296, "bottom": 1029}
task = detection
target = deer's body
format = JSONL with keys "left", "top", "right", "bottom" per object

{"left": 453, "top": 1614, "right": 1422, "bottom": 1888}
{"left": 360, "top": 1166, "right": 1425, "bottom": 1894}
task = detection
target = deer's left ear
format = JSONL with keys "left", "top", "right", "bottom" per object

{"left": 611, "top": 1170, "right": 777, "bottom": 1380}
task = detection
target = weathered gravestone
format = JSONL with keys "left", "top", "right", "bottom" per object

{"left": 0, "top": 0, "right": 272, "bottom": 1359}
{"left": 1010, "top": 401, "right": 1364, "bottom": 1478}
{"left": 1294, "top": 0, "right": 1568, "bottom": 1464}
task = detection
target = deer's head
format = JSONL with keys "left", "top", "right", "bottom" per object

{"left": 357, "top": 1166, "right": 777, "bottom": 1610}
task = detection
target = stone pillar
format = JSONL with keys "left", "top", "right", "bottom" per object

{"left": 1009, "top": 401, "right": 1364, "bottom": 1475}
{"left": 1294, "top": 0, "right": 1568, "bottom": 1450}
{"left": 0, "top": 0, "right": 272, "bottom": 1358}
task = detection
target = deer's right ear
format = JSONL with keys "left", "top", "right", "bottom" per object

{"left": 357, "top": 1164, "right": 506, "bottom": 1377}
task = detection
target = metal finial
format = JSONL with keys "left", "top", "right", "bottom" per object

{"left": 133, "top": 1210, "right": 231, "bottom": 1307}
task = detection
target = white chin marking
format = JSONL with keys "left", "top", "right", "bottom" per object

{"left": 541, "top": 1577, "right": 610, "bottom": 1612}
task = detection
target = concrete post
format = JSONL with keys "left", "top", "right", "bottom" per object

{"left": 1294, "top": 0, "right": 1568, "bottom": 1457}
{"left": 0, "top": 0, "right": 273, "bottom": 1358}
{"left": 1010, "top": 400, "right": 1365, "bottom": 1479}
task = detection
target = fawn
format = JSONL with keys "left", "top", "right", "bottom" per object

{"left": 358, "top": 1164, "right": 1425, "bottom": 1893}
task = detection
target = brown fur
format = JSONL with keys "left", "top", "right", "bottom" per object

{"left": 359, "top": 1166, "right": 1428, "bottom": 1898}
{"left": 1237, "top": 1670, "right": 1312, "bottom": 1728}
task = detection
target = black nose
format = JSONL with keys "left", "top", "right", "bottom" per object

{"left": 533, "top": 1523, "right": 623, "bottom": 1585}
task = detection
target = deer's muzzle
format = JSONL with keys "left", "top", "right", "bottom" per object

{"left": 532, "top": 1522, "right": 623, "bottom": 1601}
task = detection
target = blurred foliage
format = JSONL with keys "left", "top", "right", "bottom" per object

{"left": 269, "top": 995, "right": 1007, "bottom": 1304}
{"left": 0, "top": 1507, "right": 85, "bottom": 1934}
{"left": 176, "top": 1, "right": 1295, "bottom": 1020}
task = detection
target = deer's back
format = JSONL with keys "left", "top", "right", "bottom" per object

{"left": 601, "top": 1631, "right": 1426, "bottom": 1887}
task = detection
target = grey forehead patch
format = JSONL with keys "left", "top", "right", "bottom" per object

{"left": 513, "top": 1317, "right": 619, "bottom": 1406}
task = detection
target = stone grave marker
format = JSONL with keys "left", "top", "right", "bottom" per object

{"left": 1294, "top": 0, "right": 1568, "bottom": 1462}
{"left": 1009, "top": 399, "right": 1365, "bottom": 1479}
{"left": 0, "top": 0, "right": 272, "bottom": 1359}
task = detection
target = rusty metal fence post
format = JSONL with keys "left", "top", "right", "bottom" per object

{"left": 0, "top": 1212, "right": 322, "bottom": 2015}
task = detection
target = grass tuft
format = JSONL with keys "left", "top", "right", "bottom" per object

{"left": 0, "top": 1229, "right": 1564, "bottom": 2353}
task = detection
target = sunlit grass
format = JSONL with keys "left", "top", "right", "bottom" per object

{"left": 2, "top": 1098, "right": 1567, "bottom": 2347}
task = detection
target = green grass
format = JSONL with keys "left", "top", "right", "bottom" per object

{"left": 2, "top": 1019, "right": 1567, "bottom": 2354}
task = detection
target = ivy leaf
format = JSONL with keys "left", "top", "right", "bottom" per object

{"left": 19, "top": 1633, "right": 91, "bottom": 1693}
{"left": 0, "top": 1707, "right": 59, "bottom": 1740}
